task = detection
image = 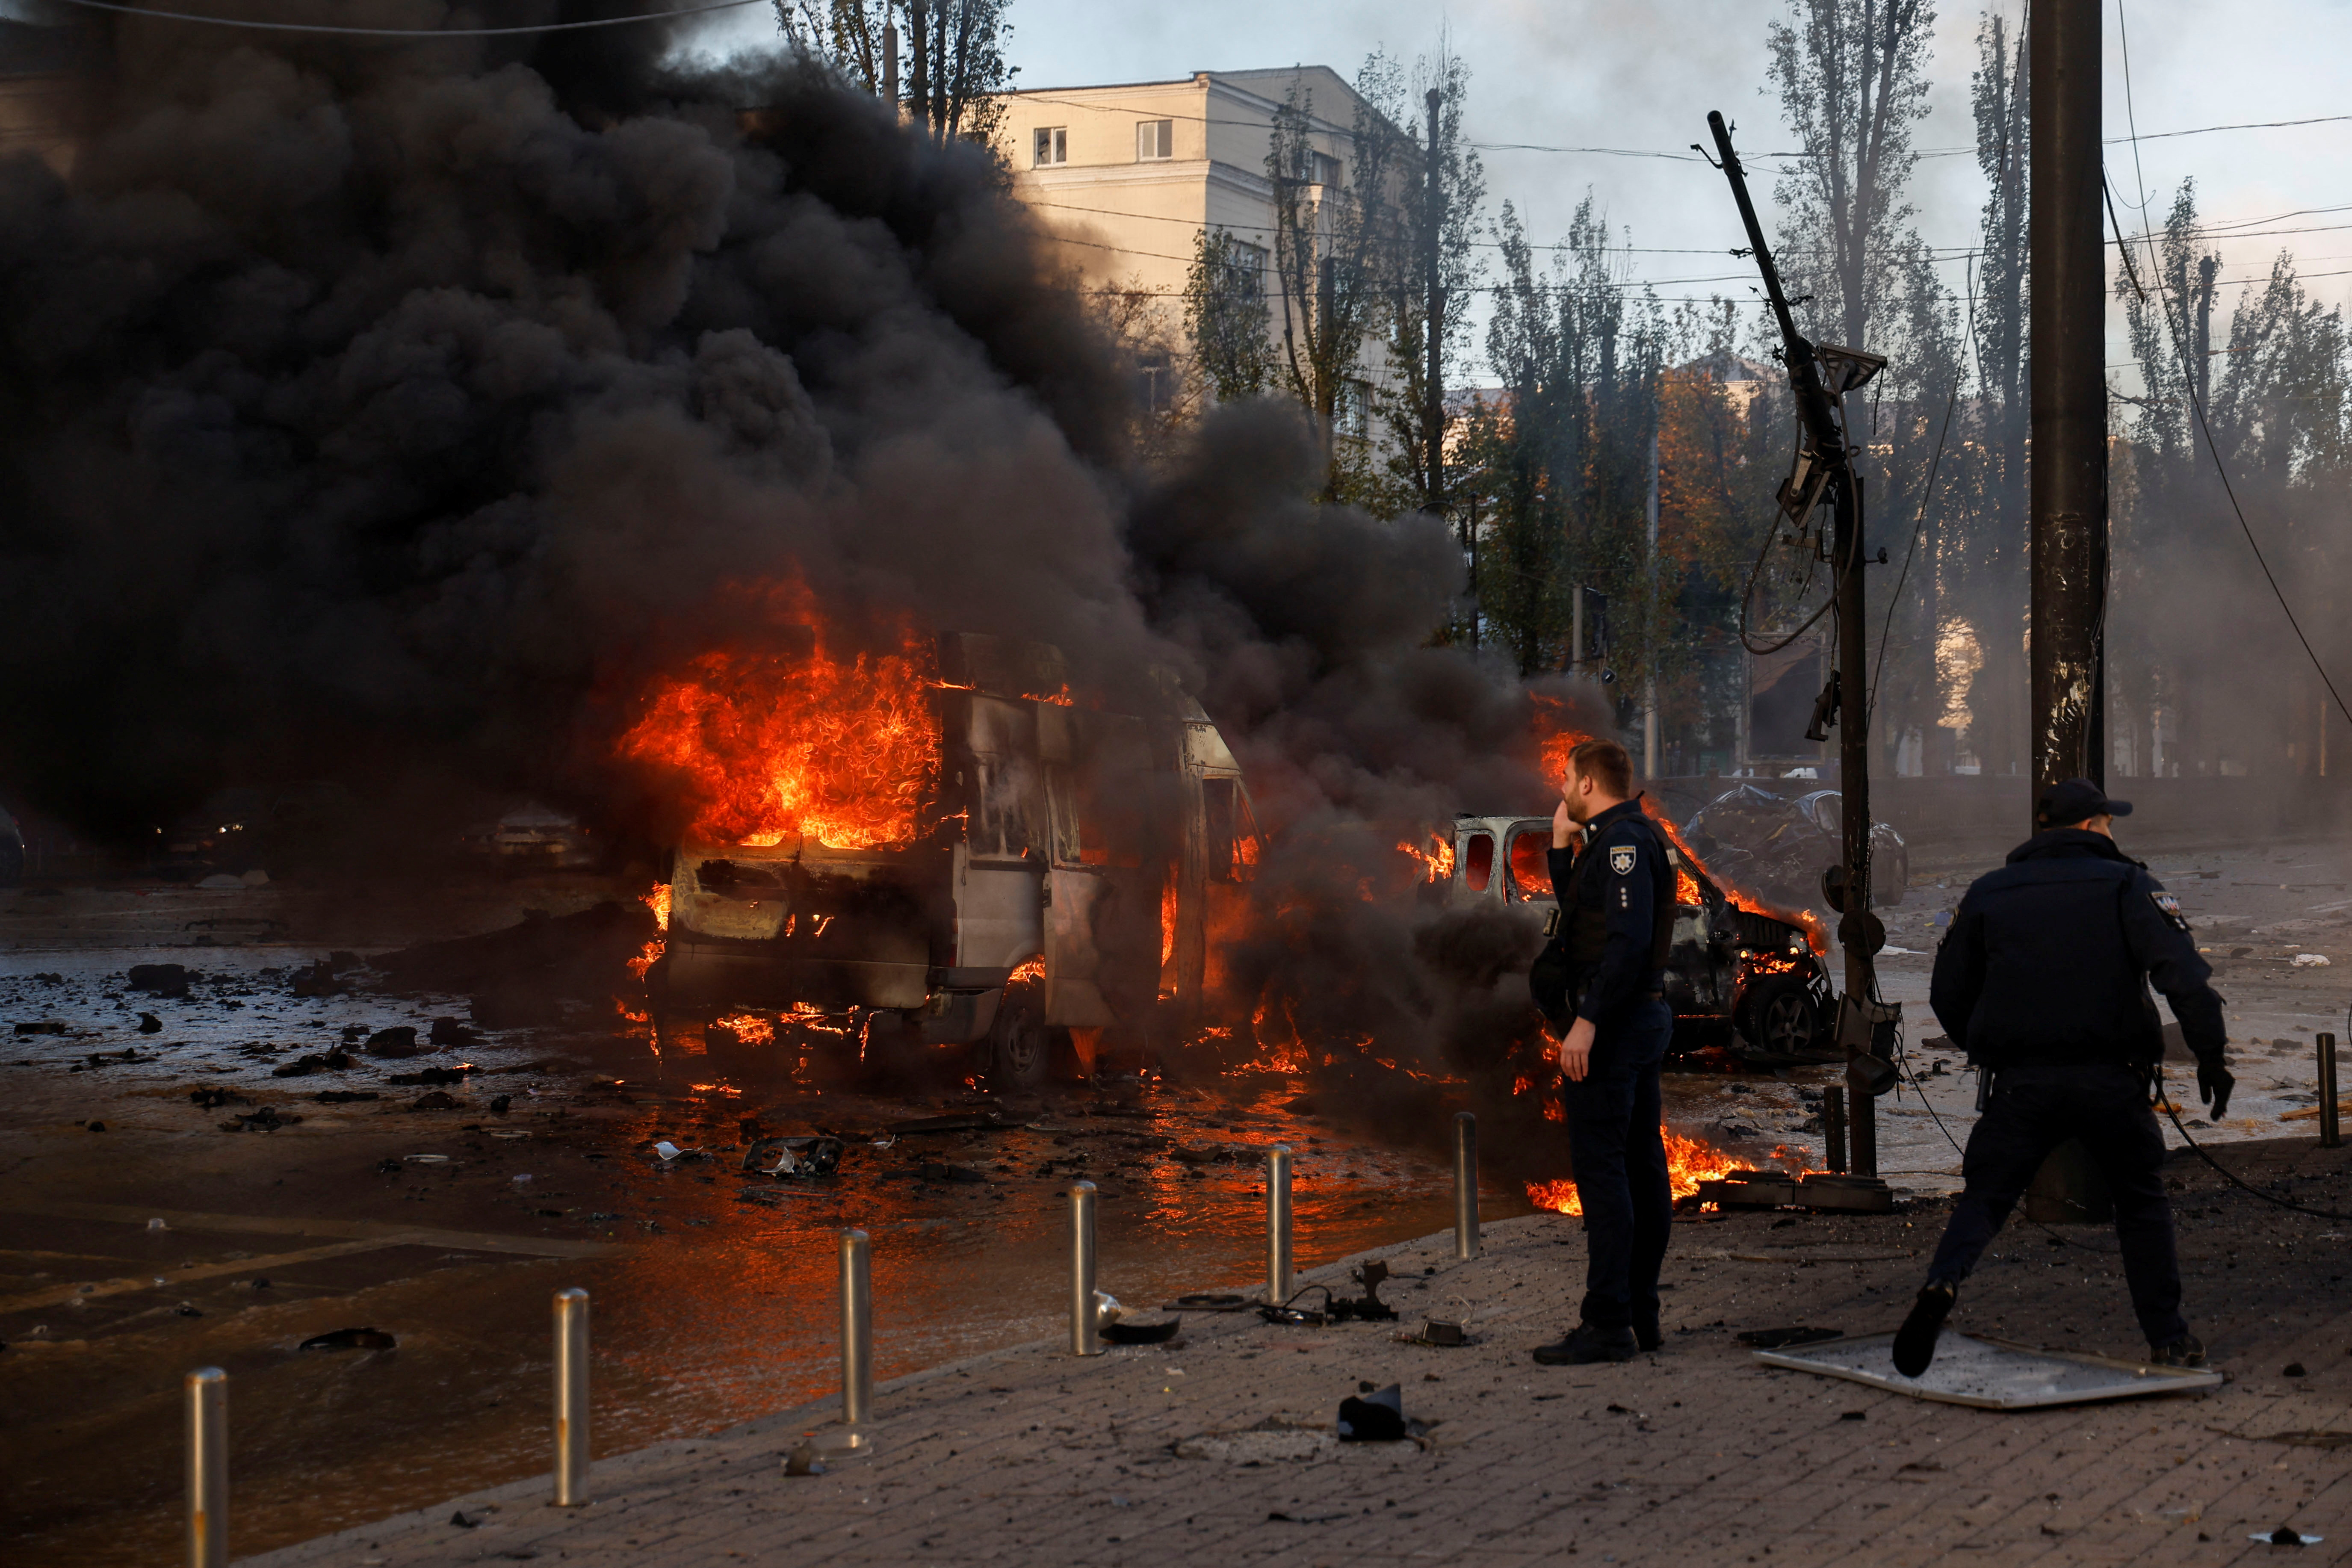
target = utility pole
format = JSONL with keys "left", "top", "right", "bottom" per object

{"left": 2029, "top": 0, "right": 2104, "bottom": 806}
{"left": 1707, "top": 111, "right": 1893, "bottom": 1185}
{"left": 882, "top": 21, "right": 898, "bottom": 115}
{"left": 2022, "top": 0, "right": 2117, "bottom": 1225}
{"left": 1423, "top": 87, "right": 1446, "bottom": 519}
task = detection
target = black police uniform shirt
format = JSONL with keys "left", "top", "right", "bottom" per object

{"left": 1929, "top": 826, "right": 2225, "bottom": 1068}
{"left": 1533, "top": 797, "right": 1674, "bottom": 1027}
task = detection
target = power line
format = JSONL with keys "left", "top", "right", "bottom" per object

{"left": 46, "top": 0, "right": 766, "bottom": 36}
{"left": 2114, "top": 0, "right": 2352, "bottom": 733}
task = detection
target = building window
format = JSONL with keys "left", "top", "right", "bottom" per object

{"left": 1309, "top": 150, "right": 1341, "bottom": 186}
{"left": 1135, "top": 119, "right": 1173, "bottom": 161}
{"left": 1034, "top": 127, "right": 1067, "bottom": 167}
{"left": 1336, "top": 377, "right": 1373, "bottom": 439}
{"left": 1135, "top": 349, "right": 1173, "bottom": 416}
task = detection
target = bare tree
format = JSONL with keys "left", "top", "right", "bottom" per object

{"left": 775, "top": 0, "right": 1013, "bottom": 152}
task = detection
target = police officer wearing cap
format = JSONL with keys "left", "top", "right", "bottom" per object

{"left": 1893, "top": 778, "right": 2231, "bottom": 1376}
{"left": 1527, "top": 737, "right": 1678, "bottom": 1365}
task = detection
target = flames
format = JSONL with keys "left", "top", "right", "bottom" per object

{"left": 1647, "top": 808, "right": 1829, "bottom": 956}
{"left": 1525, "top": 1127, "right": 1752, "bottom": 1215}
{"left": 712, "top": 1012, "right": 775, "bottom": 1044}
{"left": 1009, "top": 955, "right": 1045, "bottom": 983}
{"left": 1398, "top": 833, "right": 1455, "bottom": 883}
{"left": 618, "top": 607, "right": 938, "bottom": 851}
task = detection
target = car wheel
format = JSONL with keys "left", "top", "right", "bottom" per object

{"left": 986, "top": 984, "right": 1049, "bottom": 1090}
{"left": 1739, "top": 976, "right": 1825, "bottom": 1057}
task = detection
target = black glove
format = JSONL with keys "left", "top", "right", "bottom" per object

{"left": 2196, "top": 1059, "right": 2234, "bottom": 1123}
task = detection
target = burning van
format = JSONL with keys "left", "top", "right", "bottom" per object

{"left": 1438, "top": 814, "right": 1834, "bottom": 1060}
{"left": 650, "top": 634, "right": 1258, "bottom": 1085}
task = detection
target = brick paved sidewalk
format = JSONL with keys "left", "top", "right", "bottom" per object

{"left": 245, "top": 1153, "right": 2352, "bottom": 1568}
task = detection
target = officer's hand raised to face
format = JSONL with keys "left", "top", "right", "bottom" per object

{"left": 1553, "top": 798, "right": 1576, "bottom": 849}
{"left": 2197, "top": 1057, "right": 2234, "bottom": 1122}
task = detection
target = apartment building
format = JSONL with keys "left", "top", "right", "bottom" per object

{"left": 988, "top": 66, "right": 1387, "bottom": 412}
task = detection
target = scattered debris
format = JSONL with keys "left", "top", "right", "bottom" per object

{"left": 2284, "top": 1362, "right": 2308, "bottom": 1378}
{"left": 312, "top": 1090, "right": 380, "bottom": 1104}
{"left": 1399, "top": 1320, "right": 1469, "bottom": 1347}
{"left": 365, "top": 1027, "right": 420, "bottom": 1058}
{"left": 84, "top": 1119, "right": 107, "bottom": 1132}
{"left": 220, "top": 1106, "right": 300, "bottom": 1132}
{"left": 271, "top": 1049, "right": 353, "bottom": 1078}
{"left": 2293, "top": 954, "right": 2331, "bottom": 968}
{"left": 743, "top": 1135, "right": 846, "bottom": 1178}
{"left": 2253, "top": 1527, "right": 2322, "bottom": 1546}
{"left": 385, "top": 1066, "right": 472, "bottom": 1086}
{"left": 188, "top": 1087, "right": 249, "bottom": 1110}
{"left": 127, "top": 963, "right": 198, "bottom": 998}
{"left": 428, "top": 1016, "right": 479, "bottom": 1047}
{"left": 403, "top": 1154, "right": 449, "bottom": 1164}
{"left": 409, "top": 1091, "right": 462, "bottom": 1110}
{"left": 1163, "top": 1293, "right": 1255, "bottom": 1312}
{"left": 1336, "top": 1383, "right": 1409, "bottom": 1442}
{"left": 651, "top": 1140, "right": 708, "bottom": 1163}
{"left": 300, "top": 1327, "right": 397, "bottom": 1351}
{"left": 136, "top": 1013, "right": 161, "bottom": 1033}
{"left": 1326, "top": 1261, "right": 1398, "bottom": 1322}
{"left": 449, "top": 1509, "right": 479, "bottom": 1528}
{"left": 488, "top": 1095, "right": 511, "bottom": 1115}
{"left": 13, "top": 1020, "right": 67, "bottom": 1035}
{"left": 783, "top": 1441, "right": 827, "bottom": 1477}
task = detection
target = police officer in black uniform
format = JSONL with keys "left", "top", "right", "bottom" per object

{"left": 1528, "top": 738, "right": 1678, "bottom": 1365}
{"left": 1893, "top": 778, "right": 2232, "bottom": 1376}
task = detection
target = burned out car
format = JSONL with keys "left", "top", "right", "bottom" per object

{"left": 1681, "top": 784, "right": 1906, "bottom": 913}
{"left": 1443, "top": 814, "right": 1835, "bottom": 1059}
{"left": 654, "top": 634, "right": 1258, "bottom": 1087}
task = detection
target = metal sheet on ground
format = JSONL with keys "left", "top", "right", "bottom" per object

{"left": 1752, "top": 1330, "right": 2224, "bottom": 1408}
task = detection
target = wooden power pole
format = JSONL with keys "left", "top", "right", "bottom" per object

{"left": 1423, "top": 87, "right": 1446, "bottom": 517}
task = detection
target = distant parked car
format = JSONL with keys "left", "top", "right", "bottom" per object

{"left": 1683, "top": 784, "right": 1907, "bottom": 912}
{"left": 464, "top": 803, "right": 601, "bottom": 870}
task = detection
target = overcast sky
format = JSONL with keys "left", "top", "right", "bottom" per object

{"left": 699, "top": 0, "right": 2352, "bottom": 387}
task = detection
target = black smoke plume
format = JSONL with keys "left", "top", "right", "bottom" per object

{"left": 0, "top": 5, "right": 1601, "bottom": 1084}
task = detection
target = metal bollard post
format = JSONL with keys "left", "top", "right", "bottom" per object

{"left": 1452, "top": 1112, "right": 1479, "bottom": 1260}
{"left": 2320, "top": 1033, "right": 2342, "bottom": 1150}
{"left": 185, "top": 1367, "right": 226, "bottom": 1568}
{"left": 838, "top": 1228, "right": 872, "bottom": 1441}
{"left": 552, "top": 1288, "right": 590, "bottom": 1506}
{"left": 1068, "top": 1181, "right": 1100, "bottom": 1356}
{"left": 1822, "top": 1086, "right": 1847, "bottom": 1175}
{"left": 1265, "top": 1145, "right": 1293, "bottom": 1305}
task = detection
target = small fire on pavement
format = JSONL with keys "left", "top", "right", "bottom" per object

{"left": 1525, "top": 1129, "right": 1814, "bottom": 1216}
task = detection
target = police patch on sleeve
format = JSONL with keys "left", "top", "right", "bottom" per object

{"left": 1608, "top": 845, "right": 1636, "bottom": 876}
{"left": 2150, "top": 891, "right": 2190, "bottom": 932}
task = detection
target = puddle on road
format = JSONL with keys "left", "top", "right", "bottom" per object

{"left": 0, "top": 945, "right": 1524, "bottom": 1566}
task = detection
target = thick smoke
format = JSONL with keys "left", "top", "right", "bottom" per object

{"left": 0, "top": 7, "right": 1603, "bottom": 1085}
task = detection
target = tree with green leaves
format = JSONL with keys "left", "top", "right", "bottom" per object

{"left": 1265, "top": 71, "right": 1407, "bottom": 501}
{"left": 1182, "top": 228, "right": 1275, "bottom": 405}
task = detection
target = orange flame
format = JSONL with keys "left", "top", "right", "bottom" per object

{"left": 618, "top": 607, "right": 938, "bottom": 850}
{"left": 1398, "top": 833, "right": 1456, "bottom": 883}
{"left": 627, "top": 939, "right": 664, "bottom": 980}
{"left": 712, "top": 1012, "right": 774, "bottom": 1044}
{"left": 1524, "top": 1127, "right": 1752, "bottom": 1215}
{"left": 1009, "top": 955, "right": 1045, "bottom": 983}
{"left": 1646, "top": 805, "right": 1829, "bottom": 955}
{"left": 1161, "top": 878, "right": 1178, "bottom": 967}
{"left": 643, "top": 883, "right": 672, "bottom": 931}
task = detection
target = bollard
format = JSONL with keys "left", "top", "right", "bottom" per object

{"left": 1822, "top": 1086, "right": 1847, "bottom": 1175}
{"left": 185, "top": 1367, "right": 226, "bottom": 1568}
{"left": 2321, "top": 1033, "right": 2342, "bottom": 1150}
{"left": 838, "top": 1228, "right": 872, "bottom": 1441}
{"left": 1265, "top": 1145, "right": 1293, "bottom": 1305}
{"left": 1452, "top": 1112, "right": 1479, "bottom": 1260}
{"left": 1068, "top": 1181, "right": 1100, "bottom": 1356}
{"left": 552, "top": 1288, "right": 590, "bottom": 1506}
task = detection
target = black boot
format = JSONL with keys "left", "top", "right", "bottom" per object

{"left": 1632, "top": 1317, "right": 1662, "bottom": 1354}
{"left": 1892, "top": 1284, "right": 1956, "bottom": 1377}
{"left": 1533, "top": 1324, "right": 1639, "bottom": 1365}
{"left": 2148, "top": 1332, "right": 2205, "bottom": 1368}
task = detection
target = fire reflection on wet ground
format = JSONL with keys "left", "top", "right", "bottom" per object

{"left": 0, "top": 947, "right": 1530, "bottom": 1567}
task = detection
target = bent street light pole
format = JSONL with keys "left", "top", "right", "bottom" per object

{"left": 2031, "top": 0, "right": 2105, "bottom": 806}
{"left": 1705, "top": 111, "right": 1884, "bottom": 1174}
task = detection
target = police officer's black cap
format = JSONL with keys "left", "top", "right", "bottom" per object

{"left": 2037, "top": 777, "right": 2132, "bottom": 827}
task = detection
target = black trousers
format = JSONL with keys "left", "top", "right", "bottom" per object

{"left": 1562, "top": 997, "right": 1675, "bottom": 1332}
{"left": 1924, "top": 1060, "right": 2188, "bottom": 1346}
